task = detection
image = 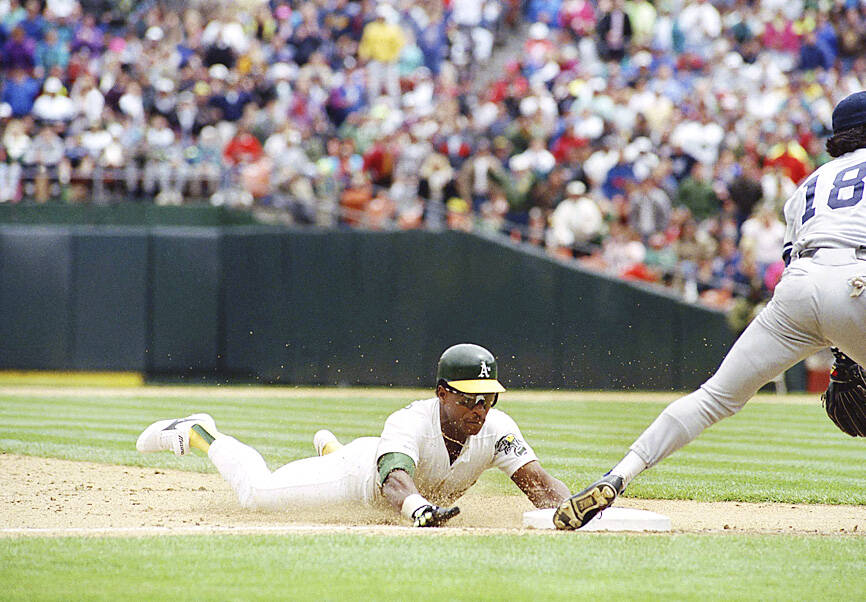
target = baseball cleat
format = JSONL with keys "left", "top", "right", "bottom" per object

{"left": 136, "top": 413, "right": 217, "bottom": 457}
{"left": 553, "top": 474, "right": 624, "bottom": 530}
{"left": 313, "top": 429, "right": 341, "bottom": 456}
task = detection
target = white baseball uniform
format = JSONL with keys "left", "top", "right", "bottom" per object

{"left": 207, "top": 396, "right": 538, "bottom": 511}
{"left": 630, "top": 147, "right": 866, "bottom": 467}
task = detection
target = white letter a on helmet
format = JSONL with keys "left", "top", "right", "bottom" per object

{"left": 478, "top": 361, "right": 491, "bottom": 378}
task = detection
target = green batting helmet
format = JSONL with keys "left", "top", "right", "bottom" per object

{"left": 436, "top": 343, "right": 506, "bottom": 394}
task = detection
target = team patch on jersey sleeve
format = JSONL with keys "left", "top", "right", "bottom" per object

{"left": 495, "top": 433, "right": 527, "bottom": 457}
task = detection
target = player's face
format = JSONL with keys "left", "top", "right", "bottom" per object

{"left": 438, "top": 385, "right": 493, "bottom": 436}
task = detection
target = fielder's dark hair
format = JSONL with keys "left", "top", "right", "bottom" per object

{"left": 827, "top": 124, "right": 866, "bottom": 157}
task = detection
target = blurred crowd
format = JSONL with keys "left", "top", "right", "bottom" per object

{"left": 1, "top": 0, "right": 866, "bottom": 315}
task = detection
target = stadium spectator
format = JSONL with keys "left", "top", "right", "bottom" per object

{"left": 547, "top": 180, "right": 604, "bottom": 255}
{"left": 558, "top": 0, "right": 595, "bottom": 40}
{"left": 27, "top": 124, "right": 64, "bottom": 167}
{"left": 677, "top": 0, "right": 721, "bottom": 57}
{"left": 456, "top": 138, "right": 503, "bottom": 211}
{"left": 222, "top": 124, "right": 263, "bottom": 167}
{"left": 31, "top": 76, "right": 75, "bottom": 123}
{"left": 70, "top": 13, "right": 102, "bottom": 54}
{"left": 408, "top": 3, "right": 449, "bottom": 76}
{"left": 70, "top": 73, "right": 102, "bottom": 123}
{"left": 2, "top": 117, "right": 30, "bottom": 164}
{"left": 739, "top": 205, "right": 786, "bottom": 277}
{"left": 1, "top": 67, "right": 40, "bottom": 116}
{"left": 19, "top": 0, "right": 44, "bottom": 41}
{"left": 676, "top": 163, "right": 719, "bottom": 222}
{"left": 834, "top": 6, "right": 866, "bottom": 70}
{"left": 2, "top": 25, "right": 36, "bottom": 71}
{"left": 726, "top": 156, "right": 764, "bottom": 227}
{"left": 118, "top": 81, "right": 145, "bottom": 122}
{"left": 628, "top": 175, "right": 671, "bottom": 242}
{"left": 799, "top": 31, "right": 833, "bottom": 72}
{"left": 709, "top": 237, "right": 742, "bottom": 292}
{"left": 530, "top": 165, "right": 569, "bottom": 212}
{"left": 358, "top": 5, "right": 405, "bottom": 100}
{"left": 596, "top": 0, "right": 632, "bottom": 62}
{"left": 643, "top": 232, "right": 677, "bottom": 282}
{"left": 510, "top": 137, "right": 555, "bottom": 176}
{"left": 1, "top": 0, "right": 865, "bottom": 311}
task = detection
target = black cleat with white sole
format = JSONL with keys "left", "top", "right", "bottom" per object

{"left": 553, "top": 474, "right": 624, "bottom": 530}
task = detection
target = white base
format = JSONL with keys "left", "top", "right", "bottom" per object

{"left": 523, "top": 507, "right": 671, "bottom": 532}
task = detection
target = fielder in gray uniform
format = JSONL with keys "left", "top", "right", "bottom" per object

{"left": 137, "top": 343, "right": 569, "bottom": 527}
{"left": 555, "top": 91, "right": 866, "bottom": 530}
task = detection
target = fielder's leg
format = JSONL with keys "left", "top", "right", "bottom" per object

{"left": 555, "top": 281, "right": 826, "bottom": 529}
{"left": 813, "top": 258, "right": 866, "bottom": 366}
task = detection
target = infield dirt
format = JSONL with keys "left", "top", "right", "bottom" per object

{"left": 2, "top": 453, "right": 864, "bottom": 537}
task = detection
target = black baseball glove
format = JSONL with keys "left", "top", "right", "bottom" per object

{"left": 822, "top": 348, "right": 866, "bottom": 437}
{"left": 412, "top": 504, "right": 460, "bottom": 527}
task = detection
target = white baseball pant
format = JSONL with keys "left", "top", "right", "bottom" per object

{"left": 208, "top": 436, "right": 380, "bottom": 510}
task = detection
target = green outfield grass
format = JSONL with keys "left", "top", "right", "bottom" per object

{"left": 2, "top": 386, "right": 865, "bottom": 600}
{"left": 3, "top": 533, "right": 866, "bottom": 601}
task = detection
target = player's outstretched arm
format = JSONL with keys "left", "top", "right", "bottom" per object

{"left": 510, "top": 460, "right": 570, "bottom": 508}
{"left": 380, "top": 464, "right": 460, "bottom": 527}
{"left": 381, "top": 467, "right": 421, "bottom": 511}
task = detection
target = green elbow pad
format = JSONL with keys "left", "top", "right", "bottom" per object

{"left": 377, "top": 452, "right": 416, "bottom": 486}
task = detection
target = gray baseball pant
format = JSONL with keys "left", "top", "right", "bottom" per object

{"left": 631, "top": 249, "right": 866, "bottom": 466}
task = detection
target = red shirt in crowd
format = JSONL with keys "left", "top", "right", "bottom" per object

{"left": 223, "top": 132, "right": 264, "bottom": 165}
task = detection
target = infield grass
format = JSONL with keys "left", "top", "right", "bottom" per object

{"left": 3, "top": 533, "right": 866, "bottom": 601}
{"left": 2, "top": 386, "right": 866, "bottom": 601}
{"left": 0, "top": 386, "right": 864, "bottom": 503}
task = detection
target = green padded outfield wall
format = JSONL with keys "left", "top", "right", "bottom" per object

{"left": 71, "top": 229, "right": 148, "bottom": 370}
{"left": 0, "top": 226, "right": 735, "bottom": 390}
{"left": 0, "top": 227, "right": 74, "bottom": 369}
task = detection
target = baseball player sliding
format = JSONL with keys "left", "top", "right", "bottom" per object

{"left": 138, "top": 344, "right": 569, "bottom": 527}
{"left": 555, "top": 91, "right": 866, "bottom": 530}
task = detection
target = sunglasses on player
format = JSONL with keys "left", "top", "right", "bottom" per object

{"left": 442, "top": 384, "right": 498, "bottom": 410}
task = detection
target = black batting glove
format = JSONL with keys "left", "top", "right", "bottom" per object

{"left": 412, "top": 504, "right": 460, "bottom": 527}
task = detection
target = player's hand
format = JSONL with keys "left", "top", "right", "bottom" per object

{"left": 412, "top": 504, "right": 460, "bottom": 527}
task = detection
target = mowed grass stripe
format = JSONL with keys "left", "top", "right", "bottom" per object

{"left": 3, "top": 418, "right": 843, "bottom": 464}
{"left": 692, "top": 429, "right": 854, "bottom": 447}
{"left": 666, "top": 439, "right": 860, "bottom": 460}
{"left": 0, "top": 405, "right": 845, "bottom": 450}
{"left": 649, "top": 458, "right": 862, "bottom": 476}
{"left": 0, "top": 397, "right": 389, "bottom": 429}
{"left": 3, "top": 392, "right": 822, "bottom": 433}
{"left": 0, "top": 385, "right": 824, "bottom": 405}
{"left": 0, "top": 392, "right": 403, "bottom": 419}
